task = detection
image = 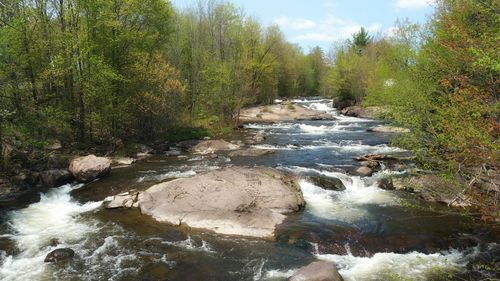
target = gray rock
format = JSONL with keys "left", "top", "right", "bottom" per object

{"left": 355, "top": 166, "right": 373, "bottom": 177}
{"left": 44, "top": 248, "right": 75, "bottom": 263}
{"left": 137, "top": 167, "right": 305, "bottom": 238}
{"left": 68, "top": 155, "right": 111, "bottom": 182}
{"left": 111, "top": 157, "right": 136, "bottom": 165}
{"left": 289, "top": 261, "right": 344, "bottom": 281}
{"left": 191, "top": 140, "right": 240, "bottom": 155}
{"left": 104, "top": 190, "right": 139, "bottom": 209}
{"left": 40, "top": 169, "right": 73, "bottom": 188}
{"left": 245, "top": 131, "right": 266, "bottom": 144}
{"left": 309, "top": 176, "right": 345, "bottom": 191}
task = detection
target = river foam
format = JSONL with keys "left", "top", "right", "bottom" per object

{"left": 316, "top": 250, "right": 467, "bottom": 281}
{"left": 0, "top": 184, "right": 102, "bottom": 281}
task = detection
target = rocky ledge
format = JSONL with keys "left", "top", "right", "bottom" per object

{"left": 105, "top": 167, "right": 305, "bottom": 238}
{"left": 239, "top": 104, "right": 334, "bottom": 123}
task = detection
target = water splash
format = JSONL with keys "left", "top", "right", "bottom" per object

{"left": 0, "top": 184, "right": 102, "bottom": 281}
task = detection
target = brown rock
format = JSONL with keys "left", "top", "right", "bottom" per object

{"left": 68, "top": 155, "right": 111, "bottom": 183}
{"left": 289, "top": 261, "right": 344, "bottom": 281}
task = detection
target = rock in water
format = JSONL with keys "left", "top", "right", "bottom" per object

{"left": 40, "top": 169, "right": 73, "bottom": 187}
{"left": 355, "top": 166, "right": 373, "bottom": 177}
{"left": 191, "top": 140, "right": 240, "bottom": 155}
{"left": 111, "top": 157, "right": 136, "bottom": 166}
{"left": 68, "top": 155, "right": 111, "bottom": 182}
{"left": 309, "top": 176, "right": 346, "bottom": 191}
{"left": 105, "top": 190, "right": 140, "bottom": 209}
{"left": 138, "top": 167, "right": 305, "bottom": 238}
{"left": 44, "top": 248, "right": 75, "bottom": 263}
{"left": 289, "top": 261, "right": 344, "bottom": 281}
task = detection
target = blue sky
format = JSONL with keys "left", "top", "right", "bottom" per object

{"left": 171, "top": 0, "right": 436, "bottom": 52}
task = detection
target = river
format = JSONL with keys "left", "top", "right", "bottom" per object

{"left": 0, "top": 98, "right": 498, "bottom": 280}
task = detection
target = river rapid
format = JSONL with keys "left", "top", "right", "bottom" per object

{"left": 0, "top": 98, "right": 498, "bottom": 281}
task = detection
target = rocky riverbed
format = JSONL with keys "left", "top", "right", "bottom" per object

{"left": 0, "top": 97, "right": 498, "bottom": 281}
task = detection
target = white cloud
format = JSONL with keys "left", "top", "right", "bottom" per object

{"left": 272, "top": 14, "right": 383, "bottom": 44}
{"left": 383, "top": 26, "right": 398, "bottom": 38}
{"left": 273, "top": 16, "right": 316, "bottom": 30}
{"left": 291, "top": 16, "right": 382, "bottom": 43}
{"left": 394, "top": 0, "right": 435, "bottom": 9}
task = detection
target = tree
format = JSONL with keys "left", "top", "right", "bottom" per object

{"left": 350, "top": 27, "right": 372, "bottom": 54}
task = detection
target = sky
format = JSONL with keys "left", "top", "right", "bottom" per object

{"left": 170, "top": 0, "right": 436, "bottom": 52}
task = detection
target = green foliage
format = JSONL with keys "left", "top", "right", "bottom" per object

{"left": 0, "top": 0, "right": 329, "bottom": 152}
{"left": 324, "top": 0, "right": 499, "bottom": 219}
{"left": 349, "top": 27, "right": 372, "bottom": 54}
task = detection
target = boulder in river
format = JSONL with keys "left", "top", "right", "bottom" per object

{"left": 68, "top": 155, "right": 111, "bottom": 183}
{"left": 191, "top": 140, "right": 240, "bottom": 154}
{"left": 137, "top": 167, "right": 305, "bottom": 238}
{"left": 289, "top": 261, "right": 344, "bottom": 281}
{"left": 44, "top": 248, "right": 75, "bottom": 263}
{"left": 354, "top": 166, "right": 374, "bottom": 177}
{"left": 309, "top": 176, "right": 346, "bottom": 191}
{"left": 40, "top": 169, "right": 73, "bottom": 188}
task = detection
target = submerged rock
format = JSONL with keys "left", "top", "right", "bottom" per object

{"left": 44, "top": 248, "right": 75, "bottom": 263}
{"left": 289, "top": 261, "right": 344, "bottom": 281}
{"left": 309, "top": 176, "right": 345, "bottom": 191}
{"left": 39, "top": 169, "right": 73, "bottom": 188}
{"left": 137, "top": 167, "right": 305, "bottom": 238}
{"left": 68, "top": 155, "right": 111, "bottom": 183}
{"left": 191, "top": 140, "right": 240, "bottom": 155}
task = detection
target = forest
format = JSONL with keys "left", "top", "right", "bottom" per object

{"left": 0, "top": 0, "right": 498, "bottom": 217}
{"left": 0, "top": 0, "right": 326, "bottom": 147}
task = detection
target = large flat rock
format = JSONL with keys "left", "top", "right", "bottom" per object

{"left": 137, "top": 167, "right": 305, "bottom": 238}
{"left": 239, "top": 104, "right": 333, "bottom": 123}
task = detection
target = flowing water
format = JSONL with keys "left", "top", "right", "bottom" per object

{"left": 0, "top": 98, "right": 498, "bottom": 281}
